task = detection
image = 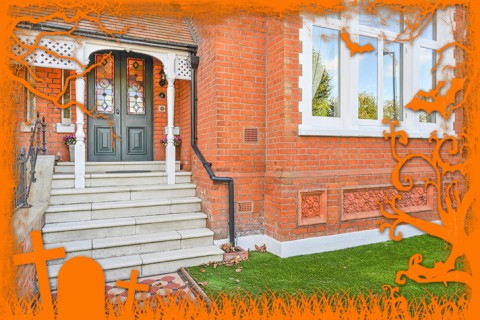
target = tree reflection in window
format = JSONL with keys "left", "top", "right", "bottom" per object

{"left": 358, "top": 36, "right": 378, "bottom": 120}
{"left": 312, "top": 26, "right": 340, "bottom": 117}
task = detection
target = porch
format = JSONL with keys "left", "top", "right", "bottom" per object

{"left": 12, "top": 10, "right": 225, "bottom": 294}
{"left": 13, "top": 10, "right": 197, "bottom": 187}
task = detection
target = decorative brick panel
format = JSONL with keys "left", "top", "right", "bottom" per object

{"left": 341, "top": 185, "right": 434, "bottom": 221}
{"left": 298, "top": 190, "right": 327, "bottom": 226}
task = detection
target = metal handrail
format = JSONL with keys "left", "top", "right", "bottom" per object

{"left": 16, "top": 112, "right": 47, "bottom": 208}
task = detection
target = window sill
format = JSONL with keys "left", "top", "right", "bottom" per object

{"left": 298, "top": 124, "right": 455, "bottom": 139}
{"left": 20, "top": 122, "right": 34, "bottom": 132}
{"left": 56, "top": 123, "right": 75, "bottom": 133}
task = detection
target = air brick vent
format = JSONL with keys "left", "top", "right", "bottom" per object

{"left": 244, "top": 127, "right": 259, "bottom": 143}
{"left": 237, "top": 201, "right": 253, "bottom": 213}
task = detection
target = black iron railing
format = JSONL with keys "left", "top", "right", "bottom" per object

{"left": 16, "top": 112, "right": 47, "bottom": 208}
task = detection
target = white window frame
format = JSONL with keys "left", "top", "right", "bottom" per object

{"left": 20, "top": 66, "right": 37, "bottom": 132}
{"left": 56, "top": 69, "right": 75, "bottom": 133}
{"left": 299, "top": 8, "right": 456, "bottom": 138}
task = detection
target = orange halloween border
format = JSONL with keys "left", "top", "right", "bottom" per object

{"left": 0, "top": 0, "right": 478, "bottom": 319}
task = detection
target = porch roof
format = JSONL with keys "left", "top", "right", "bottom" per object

{"left": 11, "top": 6, "right": 197, "bottom": 51}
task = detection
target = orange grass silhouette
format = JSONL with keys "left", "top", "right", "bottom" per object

{"left": 0, "top": 287, "right": 470, "bottom": 320}
{"left": 1, "top": 0, "right": 479, "bottom": 319}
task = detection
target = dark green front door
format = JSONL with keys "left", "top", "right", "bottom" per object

{"left": 87, "top": 50, "right": 153, "bottom": 161}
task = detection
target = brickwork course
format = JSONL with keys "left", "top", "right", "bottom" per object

{"left": 14, "top": 7, "right": 466, "bottom": 251}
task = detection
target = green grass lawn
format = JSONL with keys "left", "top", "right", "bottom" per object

{"left": 188, "top": 235, "right": 466, "bottom": 299}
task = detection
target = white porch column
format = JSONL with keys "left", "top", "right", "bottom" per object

{"left": 74, "top": 69, "right": 86, "bottom": 188}
{"left": 166, "top": 53, "right": 176, "bottom": 185}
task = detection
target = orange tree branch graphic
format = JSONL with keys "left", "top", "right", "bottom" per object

{"left": 6, "top": 4, "right": 133, "bottom": 143}
{"left": 1, "top": 1, "right": 478, "bottom": 319}
{"left": 380, "top": 119, "right": 474, "bottom": 289}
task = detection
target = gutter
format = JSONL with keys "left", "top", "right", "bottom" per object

{"left": 17, "top": 22, "right": 198, "bottom": 53}
{"left": 190, "top": 54, "right": 236, "bottom": 246}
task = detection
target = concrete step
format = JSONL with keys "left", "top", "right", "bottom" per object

{"left": 45, "top": 197, "right": 202, "bottom": 223}
{"left": 54, "top": 161, "right": 180, "bottom": 173}
{"left": 44, "top": 228, "right": 214, "bottom": 262}
{"left": 42, "top": 212, "right": 207, "bottom": 243}
{"left": 51, "top": 171, "right": 192, "bottom": 189}
{"left": 49, "top": 184, "right": 197, "bottom": 205}
{"left": 47, "top": 245, "right": 224, "bottom": 290}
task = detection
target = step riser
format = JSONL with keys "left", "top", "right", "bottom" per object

{"left": 48, "top": 253, "right": 223, "bottom": 290}
{"left": 136, "top": 219, "right": 206, "bottom": 234}
{"left": 51, "top": 175, "right": 191, "bottom": 189}
{"left": 45, "top": 202, "right": 201, "bottom": 223}
{"left": 142, "top": 254, "right": 224, "bottom": 277}
{"left": 44, "top": 225, "right": 135, "bottom": 244}
{"left": 43, "top": 219, "right": 206, "bottom": 244}
{"left": 54, "top": 164, "right": 180, "bottom": 173}
{"left": 47, "top": 236, "right": 212, "bottom": 264}
{"left": 50, "top": 188, "right": 196, "bottom": 205}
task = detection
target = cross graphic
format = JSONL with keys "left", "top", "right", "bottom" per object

{"left": 14, "top": 230, "right": 65, "bottom": 313}
{"left": 116, "top": 270, "right": 149, "bottom": 309}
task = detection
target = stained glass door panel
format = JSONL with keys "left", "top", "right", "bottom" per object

{"left": 95, "top": 54, "right": 115, "bottom": 114}
{"left": 88, "top": 51, "right": 153, "bottom": 161}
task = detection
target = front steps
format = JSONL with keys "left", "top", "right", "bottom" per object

{"left": 44, "top": 161, "right": 223, "bottom": 289}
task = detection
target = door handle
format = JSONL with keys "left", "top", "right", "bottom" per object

{"left": 116, "top": 109, "right": 120, "bottom": 115}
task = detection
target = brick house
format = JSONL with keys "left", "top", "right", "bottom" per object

{"left": 11, "top": 4, "right": 464, "bottom": 295}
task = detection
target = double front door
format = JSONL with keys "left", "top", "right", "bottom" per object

{"left": 87, "top": 50, "right": 153, "bottom": 161}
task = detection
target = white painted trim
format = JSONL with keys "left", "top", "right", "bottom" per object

{"left": 55, "top": 123, "right": 75, "bottom": 133}
{"left": 298, "top": 9, "right": 457, "bottom": 138}
{"left": 20, "top": 122, "right": 34, "bottom": 132}
{"left": 214, "top": 223, "right": 437, "bottom": 258}
{"left": 74, "top": 68, "right": 86, "bottom": 189}
{"left": 166, "top": 53, "right": 177, "bottom": 185}
{"left": 14, "top": 29, "right": 192, "bottom": 72}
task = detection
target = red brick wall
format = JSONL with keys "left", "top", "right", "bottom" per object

{"left": 177, "top": 80, "right": 192, "bottom": 171}
{"left": 193, "top": 16, "right": 267, "bottom": 240}
{"left": 193, "top": 12, "right": 462, "bottom": 243}
{"left": 14, "top": 67, "right": 78, "bottom": 162}
{"left": 12, "top": 9, "right": 465, "bottom": 246}
{"left": 153, "top": 59, "right": 168, "bottom": 161}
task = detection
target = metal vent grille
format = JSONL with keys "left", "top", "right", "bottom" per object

{"left": 237, "top": 201, "right": 253, "bottom": 213}
{"left": 244, "top": 128, "right": 259, "bottom": 143}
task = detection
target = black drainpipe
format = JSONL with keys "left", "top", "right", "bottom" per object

{"left": 190, "top": 54, "right": 236, "bottom": 246}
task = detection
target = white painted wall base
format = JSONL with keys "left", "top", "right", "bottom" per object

{"left": 214, "top": 223, "right": 439, "bottom": 258}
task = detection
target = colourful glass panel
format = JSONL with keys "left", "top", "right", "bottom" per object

{"left": 127, "top": 58, "right": 145, "bottom": 115}
{"left": 95, "top": 54, "right": 114, "bottom": 113}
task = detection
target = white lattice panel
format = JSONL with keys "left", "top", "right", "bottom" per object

{"left": 175, "top": 56, "right": 191, "bottom": 80}
{"left": 12, "top": 36, "right": 77, "bottom": 70}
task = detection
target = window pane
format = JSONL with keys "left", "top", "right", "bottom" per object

{"left": 360, "top": 8, "right": 402, "bottom": 33}
{"left": 25, "top": 68, "right": 36, "bottom": 121}
{"left": 62, "top": 70, "right": 71, "bottom": 122}
{"left": 95, "top": 54, "right": 115, "bottom": 114}
{"left": 127, "top": 58, "right": 146, "bottom": 115}
{"left": 358, "top": 36, "right": 378, "bottom": 120}
{"left": 383, "top": 42, "right": 403, "bottom": 121}
{"left": 419, "top": 12, "right": 437, "bottom": 40}
{"left": 312, "top": 26, "right": 340, "bottom": 117}
{"left": 419, "top": 48, "right": 437, "bottom": 123}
